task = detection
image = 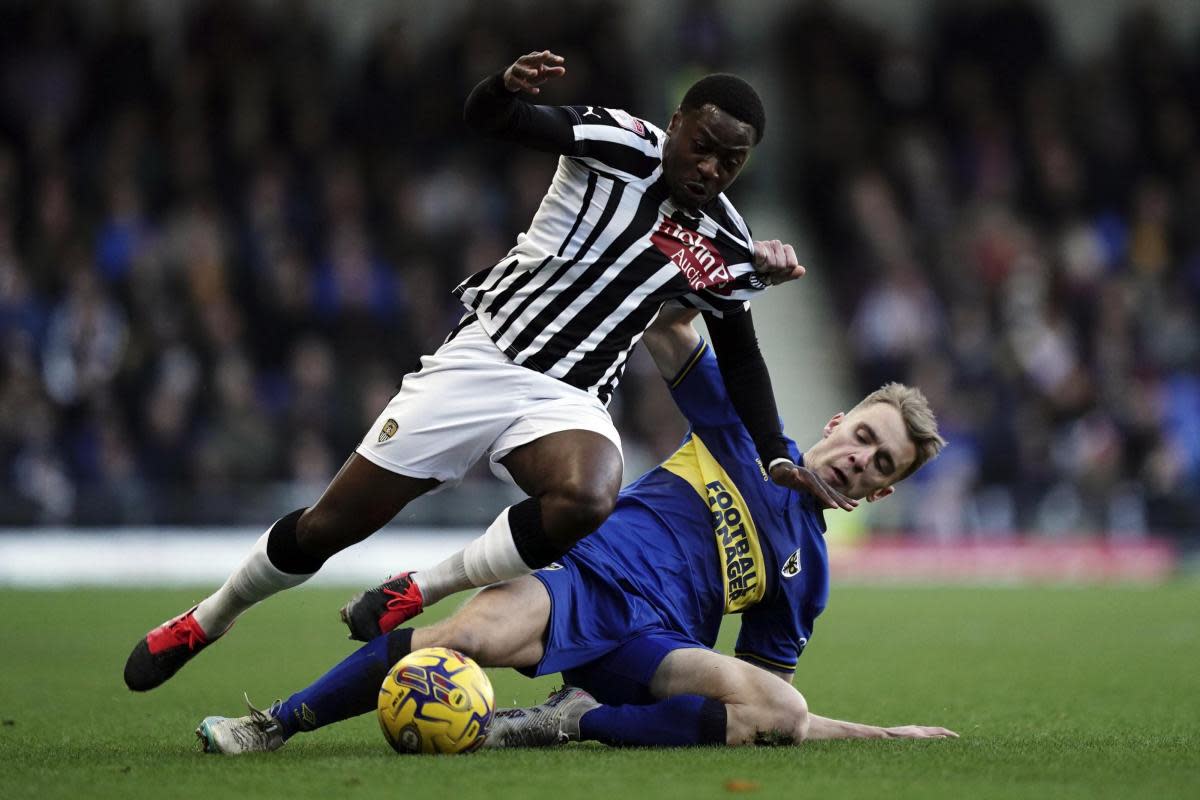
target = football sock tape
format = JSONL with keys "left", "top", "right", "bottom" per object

{"left": 265, "top": 507, "right": 327, "bottom": 575}
{"left": 509, "top": 497, "right": 566, "bottom": 569}
{"left": 193, "top": 513, "right": 319, "bottom": 636}
{"left": 461, "top": 501, "right": 537, "bottom": 586}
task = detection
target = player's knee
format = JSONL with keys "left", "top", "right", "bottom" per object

{"left": 739, "top": 685, "right": 809, "bottom": 745}
{"left": 541, "top": 482, "right": 617, "bottom": 541}
{"left": 443, "top": 626, "right": 487, "bottom": 661}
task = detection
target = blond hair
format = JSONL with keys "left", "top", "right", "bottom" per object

{"left": 850, "top": 383, "right": 946, "bottom": 480}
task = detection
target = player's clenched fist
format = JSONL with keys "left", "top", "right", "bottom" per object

{"left": 752, "top": 239, "right": 805, "bottom": 286}
{"left": 503, "top": 50, "right": 567, "bottom": 95}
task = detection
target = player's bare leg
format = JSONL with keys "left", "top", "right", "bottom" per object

{"left": 492, "top": 648, "right": 956, "bottom": 749}
{"left": 648, "top": 648, "right": 811, "bottom": 745}
{"left": 410, "top": 577, "right": 550, "bottom": 667}
{"left": 644, "top": 648, "right": 956, "bottom": 744}
{"left": 197, "top": 576, "right": 553, "bottom": 753}
{"left": 341, "top": 429, "right": 622, "bottom": 640}
{"left": 124, "top": 454, "right": 437, "bottom": 691}
{"left": 294, "top": 455, "right": 441, "bottom": 561}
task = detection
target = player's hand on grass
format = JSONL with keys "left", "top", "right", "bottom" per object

{"left": 503, "top": 50, "right": 566, "bottom": 95}
{"left": 769, "top": 461, "right": 858, "bottom": 511}
{"left": 752, "top": 239, "right": 805, "bottom": 285}
{"left": 881, "top": 725, "right": 959, "bottom": 739}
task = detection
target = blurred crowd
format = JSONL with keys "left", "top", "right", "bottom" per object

{"left": 0, "top": 0, "right": 655, "bottom": 524}
{"left": 775, "top": 2, "right": 1199, "bottom": 538}
{"left": 0, "top": 0, "right": 1196, "bottom": 538}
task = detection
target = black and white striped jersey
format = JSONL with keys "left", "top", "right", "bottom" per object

{"left": 454, "top": 105, "right": 769, "bottom": 405}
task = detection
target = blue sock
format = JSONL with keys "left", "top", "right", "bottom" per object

{"left": 273, "top": 629, "right": 414, "bottom": 739}
{"left": 578, "top": 695, "right": 727, "bottom": 746}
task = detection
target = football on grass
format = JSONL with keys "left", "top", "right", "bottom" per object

{"left": 377, "top": 647, "right": 495, "bottom": 754}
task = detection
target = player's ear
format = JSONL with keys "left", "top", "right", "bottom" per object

{"left": 864, "top": 485, "right": 895, "bottom": 503}
{"left": 666, "top": 109, "right": 682, "bottom": 134}
{"left": 822, "top": 412, "right": 845, "bottom": 439}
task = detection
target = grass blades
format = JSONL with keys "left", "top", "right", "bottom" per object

{"left": 1, "top": 584, "right": 1197, "bottom": 799}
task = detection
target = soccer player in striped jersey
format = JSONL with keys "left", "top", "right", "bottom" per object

{"left": 195, "top": 308, "right": 953, "bottom": 754}
{"left": 125, "top": 50, "right": 854, "bottom": 693}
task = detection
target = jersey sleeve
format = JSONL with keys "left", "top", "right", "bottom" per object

{"left": 676, "top": 292, "right": 750, "bottom": 318}
{"left": 564, "top": 106, "right": 663, "bottom": 181}
{"left": 463, "top": 72, "right": 577, "bottom": 154}
{"left": 734, "top": 592, "right": 811, "bottom": 674}
{"left": 666, "top": 338, "right": 742, "bottom": 429}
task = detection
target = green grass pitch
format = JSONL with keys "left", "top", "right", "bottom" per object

{"left": 2, "top": 583, "right": 1198, "bottom": 799}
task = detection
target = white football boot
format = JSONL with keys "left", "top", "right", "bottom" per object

{"left": 196, "top": 694, "right": 286, "bottom": 755}
{"left": 485, "top": 686, "right": 599, "bottom": 748}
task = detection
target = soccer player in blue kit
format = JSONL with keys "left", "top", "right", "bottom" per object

{"left": 197, "top": 308, "right": 955, "bottom": 753}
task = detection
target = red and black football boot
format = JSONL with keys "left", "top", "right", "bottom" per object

{"left": 339, "top": 572, "right": 424, "bottom": 642}
{"left": 123, "top": 607, "right": 220, "bottom": 691}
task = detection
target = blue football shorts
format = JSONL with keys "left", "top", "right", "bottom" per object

{"left": 523, "top": 552, "right": 709, "bottom": 705}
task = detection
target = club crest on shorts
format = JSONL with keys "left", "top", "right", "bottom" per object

{"left": 781, "top": 549, "right": 802, "bottom": 578}
{"left": 378, "top": 419, "right": 399, "bottom": 443}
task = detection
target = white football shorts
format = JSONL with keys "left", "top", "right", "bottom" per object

{"left": 355, "top": 318, "right": 622, "bottom": 488}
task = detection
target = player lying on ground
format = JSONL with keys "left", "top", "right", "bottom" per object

{"left": 197, "top": 309, "right": 954, "bottom": 752}
{"left": 125, "top": 48, "right": 855, "bottom": 693}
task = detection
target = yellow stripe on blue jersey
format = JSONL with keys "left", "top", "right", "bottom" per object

{"left": 661, "top": 433, "right": 766, "bottom": 613}
{"left": 668, "top": 340, "right": 709, "bottom": 389}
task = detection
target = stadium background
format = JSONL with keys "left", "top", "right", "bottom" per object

{"left": 0, "top": 0, "right": 1197, "bottom": 582}
{"left": 2, "top": 3, "right": 1198, "bottom": 799}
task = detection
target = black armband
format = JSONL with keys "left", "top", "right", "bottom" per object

{"left": 704, "top": 309, "right": 791, "bottom": 466}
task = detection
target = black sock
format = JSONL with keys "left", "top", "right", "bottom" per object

{"left": 698, "top": 698, "right": 728, "bottom": 745}
{"left": 578, "top": 695, "right": 729, "bottom": 746}
{"left": 508, "top": 498, "right": 567, "bottom": 569}
{"left": 386, "top": 628, "right": 415, "bottom": 665}
{"left": 265, "top": 507, "right": 326, "bottom": 575}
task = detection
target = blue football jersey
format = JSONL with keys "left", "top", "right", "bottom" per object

{"left": 565, "top": 339, "right": 830, "bottom": 672}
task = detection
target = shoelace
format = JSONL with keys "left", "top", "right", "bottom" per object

{"left": 244, "top": 694, "right": 283, "bottom": 726}
{"left": 226, "top": 695, "right": 282, "bottom": 749}
{"left": 382, "top": 577, "right": 414, "bottom": 610}
{"left": 167, "top": 615, "right": 205, "bottom": 651}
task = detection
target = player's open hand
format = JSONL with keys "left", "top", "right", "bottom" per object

{"left": 769, "top": 461, "right": 858, "bottom": 511}
{"left": 881, "top": 725, "right": 959, "bottom": 739}
{"left": 752, "top": 239, "right": 805, "bottom": 286}
{"left": 503, "top": 50, "right": 567, "bottom": 95}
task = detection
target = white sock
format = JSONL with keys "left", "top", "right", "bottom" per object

{"left": 411, "top": 552, "right": 468, "bottom": 607}
{"left": 414, "top": 505, "right": 531, "bottom": 606}
{"left": 192, "top": 529, "right": 315, "bottom": 637}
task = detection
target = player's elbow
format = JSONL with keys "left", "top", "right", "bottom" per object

{"left": 760, "top": 689, "right": 810, "bottom": 745}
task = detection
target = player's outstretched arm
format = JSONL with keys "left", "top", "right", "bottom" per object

{"left": 463, "top": 50, "right": 575, "bottom": 154}
{"left": 805, "top": 712, "right": 958, "bottom": 740}
{"left": 703, "top": 309, "right": 857, "bottom": 511}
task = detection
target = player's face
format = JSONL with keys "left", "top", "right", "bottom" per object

{"left": 663, "top": 104, "right": 755, "bottom": 209}
{"left": 804, "top": 403, "right": 917, "bottom": 502}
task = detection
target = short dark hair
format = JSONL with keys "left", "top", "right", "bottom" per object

{"left": 680, "top": 74, "right": 766, "bottom": 144}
